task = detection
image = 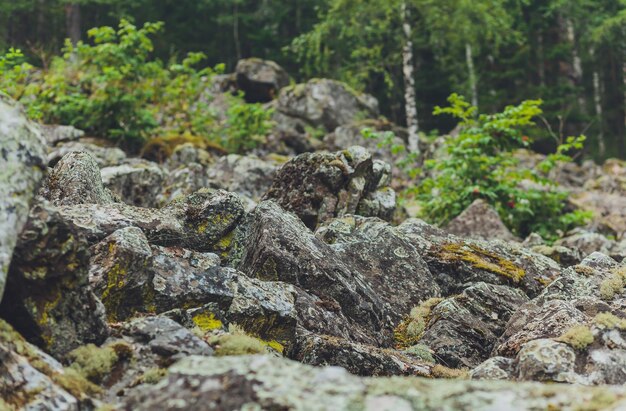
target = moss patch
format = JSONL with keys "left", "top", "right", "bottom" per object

{"left": 594, "top": 312, "right": 626, "bottom": 330}
{"left": 556, "top": 325, "right": 594, "bottom": 350}
{"left": 141, "top": 367, "right": 168, "bottom": 384}
{"left": 192, "top": 312, "right": 224, "bottom": 332}
{"left": 431, "top": 364, "right": 469, "bottom": 379}
{"left": 599, "top": 267, "right": 626, "bottom": 301}
{"left": 67, "top": 341, "right": 132, "bottom": 384}
{"left": 437, "top": 242, "right": 525, "bottom": 283}
{"left": 394, "top": 298, "right": 444, "bottom": 349}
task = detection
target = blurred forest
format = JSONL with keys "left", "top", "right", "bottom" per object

{"left": 1, "top": 0, "right": 625, "bottom": 159}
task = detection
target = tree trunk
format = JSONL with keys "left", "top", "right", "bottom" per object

{"left": 64, "top": 3, "right": 81, "bottom": 45}
{"left": 564, "top": 17, "right": 586, "bottom": 114}
{"left": 590, "top": 47, "right": 605, "bottom": 156}
{"left": 465, "top": 42, "right": 478, "bottom": 109}
{"left": 537, "top": 30, "right": 546, "bottom": 88}
{"left": 401, "top": 1, "right": 420, "bottom": 154}
{"left": 233, "top": 1, "right": 242, "bottom": 61}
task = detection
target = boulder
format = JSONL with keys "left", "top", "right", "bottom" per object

{"left": 274, "top": 78, "right": 379, "bottom": 132}
{"left": 316, "top": 215, "right": 440, "bottom": 321}
{"left": 230, "top": 201, "right": 393, "bottom": 346}
{"left": 121, "top": 355, "right": 626, "bottom": 411}
{"left": 444, "top": 199, "right": 518, "bottom": 242}
{"left": 235, "top": 58, "right": 290, "bottom": 103}
{"left": 554, "top": 230, "right": 614, "bottom": 258}
{"left": 0, "top": 93, "right": 47, "bottom": 301}
{"left": 42, "top": 151, "right": 114, "bottom": 206}
{"left": 101, "top": 159, "right": 166, "bottom": 208}
{"left": 206, "top": 154, "right": 277, "bottom": 201}
{"left": 40, "top": 124, "right": 84, "bottom": 146}
{"left": 48, "top": 141, "right": 127, "bottom": 167}
{"left": 0, "top": 204, "right": 109, "bottom": 357}
{"left": 263, "top": 147, "right": 395, "bottom": 229}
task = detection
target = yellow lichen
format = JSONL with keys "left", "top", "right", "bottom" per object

{"left": 394, "top": 298, "right": 444, "bottom": 349}
{"left": 192, "top": 312, "right": 223, "bottom": 332}
{"left": 437, "top": 243, "right": 526, "bottom": 283}
{"left": 556, "top": 325, "right": 594, "bottom": 350}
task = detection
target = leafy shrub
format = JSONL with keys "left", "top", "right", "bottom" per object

{"left": 370, "top": 94, "right": 590, "bottom": 241}
{"left": 0, "top": 20, "right": 271, "bottom": 155}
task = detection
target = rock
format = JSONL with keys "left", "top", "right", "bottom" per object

{"left": 40, "top": 124, "right": 84, "bottom": 146}
{"left": 469, "top": 357, "right": 515, "bottom": 380}
{"left": 57, "top": 189, "right": 244, "bottom": 252}
{"left": 158, "top": 163, "right": 210, "bottom": 206}
{"left": 0, "top": 204, "right": 109, "bottom": 357}
{"left": 101, "top": 159, "right": 166, "bottom": 208}
{"left": 494, "top": 300, "right": 587, "bottom": 357}
{"left": 290, "top": 332, "right": 432, "bottom": 377}
{"left": 324, "top": 120, "right": 407, "bottom": 172}
{"left": 516, "top": 339, "right": 578, "bottom": 383}
{"left": 164, "top": 142, "right": 214, "bottom": 169}
{"left": 555, "top": 230, "right": 614, "bottom": 258}
{"left": 90, "top": 227, "right": 297, "bottom": 345}
{"left": 206, "top": 154, "right": 277, "bottom": 201}
{"left": 316, "top": 215, "right": 440, "bottom": 322}
{"left": 0, "top": 94, "right": 48, "bottom": 303}
{"left": 444, "top": 199, "right": 518, "bottom": 242}
{"left": 121, "top": 355, "right": 626, "bottom": 411}
{"left": 274, "top": 79, "right": 379, "bottom": 132}
{"left": 48, "top": 141, "right": 127, "bottom": 167}
{"left": 42, "top": 151, "right": 115, "bottom": 206}
{"left": 230, "top": 201, "right": 392, "bottom": 346}
{"left": 530, "top": 245, "right": 582, "bottom": 267}
{"left": 570, "top": 190, "right": 626, "bottom": 237}
{"left": 235, "top": 58, "right": 290, "bottom": 103}
{"left": 263, "top": 147, "right": 395, "bottom": 229}
{"left": 0, "top": 319, "right": 100, "bottom": 410}
{"left": 417, "top": 282, "right": 529, "bottom": 368}
{"left": 396, "top": 219, "right": 561, "bottom": 298}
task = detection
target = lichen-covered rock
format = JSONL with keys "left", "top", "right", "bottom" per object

{"left": 417, "top": 282, "right": 529, "bottom": 368}
{"left": 42, "top": 151, "right": 115, "bottom": 206}
{"left": 316, "top": 215, "right": 440, "bottom": 322}
{"left": 444, "top": 199, "right": 518, "bottom": 242}
{"left": 206, "top": 154, "right": 277, "bottom": 202}
{"left": 40, "top": 124, "right": 84, "bottom": 146}
{"left": 101, "top": 159, "right": 166, "bottom": 208}
{"left": 494, "top": 300, "right": 587, "bottom": 357}
{"left": 157, "top": 163, "right": 211, "bottom": 206}
{"left": 57, "top": 189, "right": 244, "bottom": 253}
{"left": 0, "top": 319, "right": 100, "bottom": 410}
{"left": 274, "top": 78, "right": 379, "bottom": 132}
{"left": 554, "top": 230, "right": 614, "bottom": 258}
{"left": 263, "top": 147, "right": 396, "bottom": 229}
{"left": 235, "top": 58, "right": 290, "bottom": 103}
{"left": 90, "top": 227, "right": 297, "bottom": 345}
{"left": 0, "top": 204, "right": 109, "bottom": 357}
{"left": 121, "top": 355, "right": 626, "bottom": 411}
{"left": 516, "top": 339, "right": 578, "bottom": 383}
{"left": 570, "top": 190, "right": 626, "bottom": 237}
{"left": 396, "top": 219, "right": 561, "bottom": 298}
{"left": 48, "top": 141, "right": 127, "bottom": 167}
{"left": 530, "top": 244, "right": 582, "bottom": 267}
{"left": 230, "top": 201, "right": 393, "bottom": 346}
{"left": 0, "top": 93, "right": 47, "bottom": 302}
{"left": 469, "top": 356, "right": 515, "bottom": 380}
{"left": 290, "top": 332, "right": 432, "bottom": 377}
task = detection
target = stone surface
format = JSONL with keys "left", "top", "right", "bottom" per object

{"left": 274, "top": 78, "right": 379, "bottom": 132}
{"left": 121, "top": 355, "right": 626, "bottom": 411}
{"left": 0, "top": 93, "right": 47, "bottom": 302}
{"left": 206, "top": 154, "right": 277, "bottom": 201}
{"left": 263, "top": 147, "right": 395, "bottom": 229}
{"left": 0, "top": 204, "right": 109, "bottom": 357}
{"left": 40, "top": 124, "right": 84, "bottom": 146}
{"left": 235, "top": 58, "right": 290, "bottom": 103}
{"left": 101, "top": 159, "right": 166, "bottom": 208}
{"left": 444, "top": 199, "right": 518, "bottom": 242}
{"left": 42, "top": 151, "right": 114, "bottom": 206}
{"left": 230, "top": 201, "right": 392, "bottom": 346}
{"left": 48, "top": 140, "right": 127, "bottom": 167}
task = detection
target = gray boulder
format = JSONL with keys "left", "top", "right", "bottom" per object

{"left": 101, "top": 159, "right": 166, "bottom": 208}
{"left": 0, "top": 93, "right": 47, "bottom": 302}
{"left": 235, "top": 58, "right": 290, "bottom": 103}
{"left": 444, "top": 199, "right": 518, "bottom": 242}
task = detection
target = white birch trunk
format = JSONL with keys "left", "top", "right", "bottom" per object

{"left": 590, "top": 48, "right": 605, "bottom": 156}
{"left": 402, "top": 1, "right": 420, "bottom": 154}
{"left": 465, "top": 42, "right": 478, "bottom": 109}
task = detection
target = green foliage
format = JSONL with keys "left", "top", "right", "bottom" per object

{"left": 0, "top": 20, "right": 271, "bottom": 154}
{"left": 416, "top": 94, "right": 590, "bottom": 240}
{"left": 220, "top": 94, "right": 274, "bottom": 154}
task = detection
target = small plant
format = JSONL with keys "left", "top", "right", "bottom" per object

{"left": 220, "top": 94, "right": 274, "bottom": 154}
{"left": 556, "top": 325, "right": 594, "bottom": 350}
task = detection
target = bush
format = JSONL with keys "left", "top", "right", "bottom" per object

{"left": 0, "top": 20, "right": 271, "bottom": 155}
{"left": 369, "top": 94, "right": 590, "bottom": 241}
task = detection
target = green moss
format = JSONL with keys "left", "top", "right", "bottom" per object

{"left": 437, "top": 243, "right": 526, "bottom": 283}
{"left": 212, "top": 333, "right": 266, "bottom": 357}
{"left": 192, "top": 312, "right": 223, "bottom": 332}
{"left": 599, "top": 267, "right": 626, "bottom": 301}
{"left": 594, "top": 312, "right": 626, "bottom": 330}
{"left": 395, "top": 298, "right": 444, "bottom": 349}
{"left": 431, "top": 364, "right": 469, "bottom": 379}
{"left": 403, "top": 344, "right": 435, "bottom": 363}
{"left": 556, "top": 325, "right": 594, "bottom": 350}
{"left": 141, "top": 367, "right": 168, "bottom": 384}
{"left": 67, "top": 343, "right": 121, "bottom": 383}
{"left": 53, "top": 368, "right": 103, "bottom": 398}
